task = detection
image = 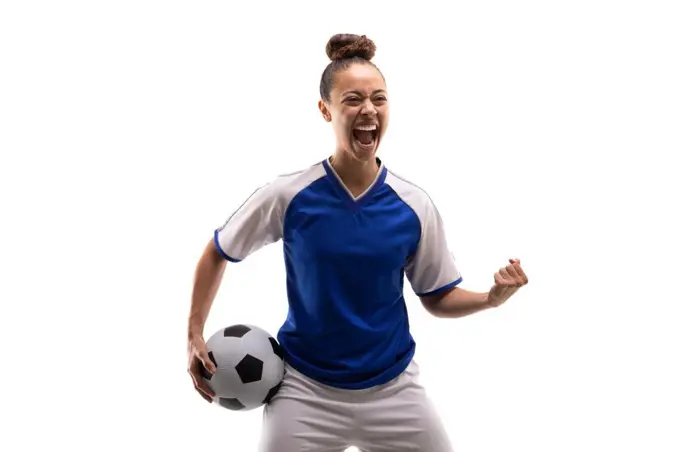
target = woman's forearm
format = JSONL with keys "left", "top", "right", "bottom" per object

{"left": 188, "top": 240, "right": 227, "bottom": 338}
{"left": 421, "top": 286, "right": 492, "bottom": 318}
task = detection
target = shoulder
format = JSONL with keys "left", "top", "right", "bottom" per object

{"left": 384, "top": 168, "right": 437, "bottom": 220}
{"left": 272, "top": 159, "right": 326, "bottom": 188}
{"left": 256, "top": 159, "right": 327, "bottom": 206}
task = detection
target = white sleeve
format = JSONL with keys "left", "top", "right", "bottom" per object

{"left": 405, "top": 197, "right": 463, "bottom": 296}
{"left": 213, "top": 181, "right": 283, "bottom": 262}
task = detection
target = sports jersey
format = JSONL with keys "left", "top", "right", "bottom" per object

{"left": 213, "top": 157, "right": 462, "bottom": 389}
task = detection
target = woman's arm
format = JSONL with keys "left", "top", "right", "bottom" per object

{"left": 188, "top": 239, "right": 227, "bottom": 339}
{"left": 420, "top": 287, "right": 492, "bottom": 318}
{"left": 420, "top": 259, "right": 529, "bottom": 318}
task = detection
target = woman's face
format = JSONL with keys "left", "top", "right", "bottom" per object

{"left": 319, "top": 63, "right": 389, "bottom": 163}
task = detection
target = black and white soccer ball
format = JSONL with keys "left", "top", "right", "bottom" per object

{"left": 200, "top": 324, "right": 285, "bottom": 411}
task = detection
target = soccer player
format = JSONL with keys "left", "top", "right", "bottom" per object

{"left": 187, "top": 33, "right": 529, "bottom": 452}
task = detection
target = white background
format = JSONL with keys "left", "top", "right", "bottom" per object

{"left": 1, "top": 1, "right": 679, "bottom": 451}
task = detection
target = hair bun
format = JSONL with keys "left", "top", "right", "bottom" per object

{"left": 326, "top": 34, "right": 376, "bottom": 61}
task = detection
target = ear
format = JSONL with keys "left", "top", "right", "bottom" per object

{"left": 318, "top": 100, "right": 331, "bottom": 122}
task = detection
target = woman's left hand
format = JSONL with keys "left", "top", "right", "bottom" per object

{"left": 487, "top": 258, "right": 529, "bottom": 308}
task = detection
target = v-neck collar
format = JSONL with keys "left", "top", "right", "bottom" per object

{"left": 322, "top": 157, "right": 387, "bottom": 211}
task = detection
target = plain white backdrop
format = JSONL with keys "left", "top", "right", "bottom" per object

{"left": 1, "top": 1, "right": 679, "bottom": 451}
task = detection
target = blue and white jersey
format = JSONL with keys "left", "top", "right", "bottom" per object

{"left": 214, "top": 158, "right": 462, "bottom": 389}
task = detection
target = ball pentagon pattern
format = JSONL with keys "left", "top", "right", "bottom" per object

{"left": 201, "top": 324, "right": 285, "bottom": 411}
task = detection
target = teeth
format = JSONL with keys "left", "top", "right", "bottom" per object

{"left": 355, "top": 124, "right": 377, "bottom": 131}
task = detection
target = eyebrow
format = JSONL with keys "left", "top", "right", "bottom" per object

{"left": 342, "top": 89, "right": 387, "bottom": 96}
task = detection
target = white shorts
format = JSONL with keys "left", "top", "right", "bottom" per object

{"left": 259, "top": 359, "right": 454, "bottom": 452}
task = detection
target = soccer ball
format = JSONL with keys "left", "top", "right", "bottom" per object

{"left": 200, "top": 324, "right": 285, "bottom": 411}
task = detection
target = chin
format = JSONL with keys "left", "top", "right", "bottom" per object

{"left": 350, "top": 141, "right": 380, "bottom": 162}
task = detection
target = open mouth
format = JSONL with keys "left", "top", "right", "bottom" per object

{"left": 352, "top": 124, "right": 378, "bottom": 151}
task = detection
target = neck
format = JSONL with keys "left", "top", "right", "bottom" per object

{"left": 329, "top": 151, "right": 380, "bottom": 190}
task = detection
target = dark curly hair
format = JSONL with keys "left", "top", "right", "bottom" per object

{"left": 319, "top": 34, "right": 384, "bottom": 103}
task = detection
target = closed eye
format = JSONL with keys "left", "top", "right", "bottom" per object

{"left": 344, "top": 96, "right": 387, "bottom": 105}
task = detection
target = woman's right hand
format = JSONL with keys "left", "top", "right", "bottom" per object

{"left": 187, "top": 334, "right": 217, "bottom": 403}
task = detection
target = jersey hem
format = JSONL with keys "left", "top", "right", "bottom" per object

{"left": 280, "top": 345, "right": 416, "bottom": 390}
{"left": 213, "top": 229, "right": 242, "bottom": 263}
{"left": 416, "top": 276, "right": 463, "bottom": 297}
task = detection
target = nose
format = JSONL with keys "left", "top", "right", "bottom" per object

{"left": 360, "top": 99, "right": 377, "bottom": 116}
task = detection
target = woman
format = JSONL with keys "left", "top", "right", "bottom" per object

{"left": 187, "top": 33, "right": 529, "bottom": 452}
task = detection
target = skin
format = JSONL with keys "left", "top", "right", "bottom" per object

{"left": 187, "top": 241, "right": 223, "bottom": 402}
{"left": 318, "top": 63, "right": 389, "bottom": 197}
{"left": 421, "top": 259, "right": 529, "bottom": 318}
{"left": 186, "top": 60, "right": 530, "bottom": 403}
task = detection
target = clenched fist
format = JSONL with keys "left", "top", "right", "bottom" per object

{"left": 487, "top": 258, "right": 529, "bottom": 308}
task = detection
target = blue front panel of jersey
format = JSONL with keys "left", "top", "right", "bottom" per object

{"left": 278, "top": 178, "right": 421, "bottom": 387}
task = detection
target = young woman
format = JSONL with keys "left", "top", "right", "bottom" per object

{"left": 187, "top": 33, "right": 529, "bottom": 452}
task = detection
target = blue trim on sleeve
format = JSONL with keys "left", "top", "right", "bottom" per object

{"left": 213, "top": 229, "right": 242, "bottom": 263}
{"left": 416, "top": 276, "right": 463, "bottom": 297}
